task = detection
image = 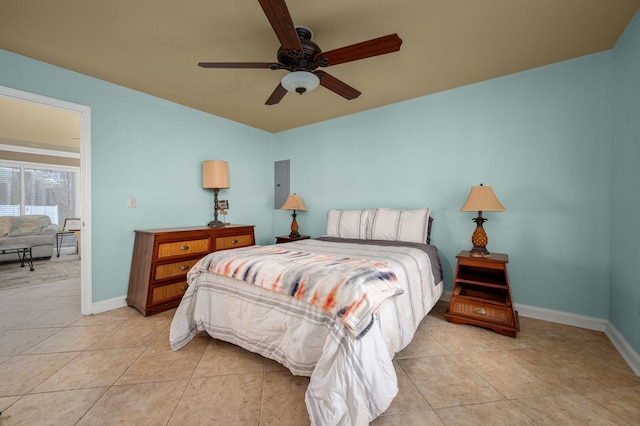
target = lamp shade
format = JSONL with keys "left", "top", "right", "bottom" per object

{"left": 281, "top": 193, "right": 307, "bottom": 211}
{"left": 202, "top": 160, "right": 230, "bottom": 189}
{"left": 281, "top": 71, "right": 320, "bottom": 94}
{"left": 461, "top": 185, "right": 506, "bottom": 212}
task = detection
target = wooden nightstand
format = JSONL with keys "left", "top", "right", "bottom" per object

{"left": 275, "top": 235, "right": 310, "bottom": 244}
{"left": 445, "top": 250, "right": 519, "bottom": 337}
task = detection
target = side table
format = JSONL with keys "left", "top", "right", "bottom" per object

{"left": 445, "top": 250, "right": 519, "bottom": 337}
{"left": 55, "top": 231, "right": 76, "bottom": 257}
{"left": 275, "top": 235, "right": 310, "bottom": 244}
{"left": 0, "top": 244, "right": 35, "bottom": 271}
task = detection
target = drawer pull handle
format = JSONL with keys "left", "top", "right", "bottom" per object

{"left": 232, "top": 239, "right": 239, "bottom": 244}
{"left": 473, "top": 307, "right": 487, "bottom": 316}
{"left": 181, "top": 284, "right": 189, "bottom": 291}
{"left": 180, "top": 245, "right": 189, "bottom": 251}
{"left": 180, "top": 265, "right": 189, "bottom": 271}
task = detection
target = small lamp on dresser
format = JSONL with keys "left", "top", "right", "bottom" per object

{"left": 280, "top": 193, "right": 307, "bottom": 238}
{"left": 460, "top": 183, "right": 506, "bottom": 257}
{"left": 202, "top": 160, "right": 230, "bottom": 228}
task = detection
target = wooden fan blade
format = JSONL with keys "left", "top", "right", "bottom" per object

{"left": 315, "top": 72, "right": 361, "bottom": 100}
{"left": 258, "top": 0, "right": 303, "bottom": 53}
{"left": 265, "top": 83, "right": 288, "bottom": 105}
{"left": 198, "top": 62, "right": 276, "bottom": 69}
{"left": 317, "top": 34, "right": 402, "bottom": 66}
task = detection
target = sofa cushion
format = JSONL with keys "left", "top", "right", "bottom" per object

{"left": 1, "top": 234, "right": 55, "bottom": 248}
{"left": 0, "top": 216, "right": 10, "bottom": 237}
{"left": 7, "top": 215, "right": 53, "bottom": 237}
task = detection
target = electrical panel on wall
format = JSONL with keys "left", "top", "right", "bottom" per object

{"left": 274, "top": 159, "right": 290, "bottom": 209}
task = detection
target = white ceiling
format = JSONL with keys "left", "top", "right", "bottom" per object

{"left": 1, "top": 0, "right": 639, "bottom": 142}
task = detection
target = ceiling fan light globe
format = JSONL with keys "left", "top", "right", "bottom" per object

{"left": 281, "top": 71, "right": 319, "bottom": 94}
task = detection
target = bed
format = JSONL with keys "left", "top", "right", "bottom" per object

{"left": 169, "top": 208, "right": 444, "bottom": 425}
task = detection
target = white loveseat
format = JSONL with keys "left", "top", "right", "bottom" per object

{"left": 0, "top": 215, "right": 56, "bottom": 262}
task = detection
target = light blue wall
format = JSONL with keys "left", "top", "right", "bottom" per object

{"left": 611, "top": 10, "right": 640, "bottom": 352}
{"left": 1, "top": 13, "right": 635, "bottom": 342}
{"left": 0, "top": 50, "right": 275, "bottom": 302}
{"left": 275, "top": 51, "right": 613, "bottom": 319}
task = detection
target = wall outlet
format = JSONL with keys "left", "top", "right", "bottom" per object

{"left": 128, "top": 197, "right": 136, "bottom": 208}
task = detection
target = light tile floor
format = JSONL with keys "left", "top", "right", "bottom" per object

{"left": 1, "top": 275, "right": 639, "bottom": 425}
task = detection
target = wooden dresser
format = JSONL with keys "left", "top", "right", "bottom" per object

{"left": 127, "top": 224, "right": 255, "bottom": 316}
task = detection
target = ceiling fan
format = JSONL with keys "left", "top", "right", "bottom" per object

{"left": 197, "top": 0, "right": 403, "bottom": 105}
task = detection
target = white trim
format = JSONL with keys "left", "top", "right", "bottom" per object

{"left": 90, "top": 296, "right": 128, "bottom": 315}
{"left": 605, "top": 323, "right": 640, "bottom": 376}
{"left": 0, "top": 143, "right": 80, "bottom": 159}
{"left": 79, "top": 102, "right": 92, "bottom": 315}
{"left": 0, "top": 85, "right": 93, "bottom": 315}
{"left": 0, "top": 157, "right": 79, "bottom": 172}
{"left": 514, "top": 303, "right": 608, "bottom": 332}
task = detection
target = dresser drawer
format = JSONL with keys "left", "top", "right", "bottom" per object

{"left": 154, "top": 259, "right": 200, "bottom": 281}
{"left": 150, "top": 281, "right": 189, "bottom": 306}
{"left": 215, "top": 234, "right": 253, "bottom": 250}
{"left": 157, "top": 238, "right": 209, "bottom": 258}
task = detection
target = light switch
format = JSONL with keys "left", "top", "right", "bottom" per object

{"left": 128, "top": 198, "right": 136, "bottom": 208}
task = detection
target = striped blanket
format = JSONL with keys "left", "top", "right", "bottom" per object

{"left": 197, "top": 245, "right": 402, "bottom": 336}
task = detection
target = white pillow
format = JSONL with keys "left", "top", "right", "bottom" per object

{"left": 367, "top": 208, "right": 431, "bottom": 243}
{"left": 326, "top": 209, "right": 370, "bottom": 239}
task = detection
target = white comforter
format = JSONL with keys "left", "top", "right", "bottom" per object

{"left": 169, "top": 239, "right": 443, "bottom": 425}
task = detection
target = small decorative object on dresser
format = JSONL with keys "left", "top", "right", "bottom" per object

{"left": 445, "top": 250, "right": 519, "bottom": 337}
{"left": 127, "top": 224, "right": 255, "bottom": 316}
{"left": 275, "top": 234, "right": 310, "bottom": 244}
{"left": 280, "top": 193, "right": 307, "bottom": 238}
{"left": 460, "top": 184, "right": 505, "bottom": 257}
{"left": 217, "top": 200, "right": 229, "bottom": 223}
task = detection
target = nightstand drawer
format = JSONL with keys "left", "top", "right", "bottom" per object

{"left": 449, "top": 299, "right": 514, "bottom": 326}
{"left": 154, "top": 259, "right": 200, "bottom": 281}
{"left": 215, "top": 234, "right": 253, "bottom": 250}
{"left": 157, "top": 238, "right": 210, "bottom": 258}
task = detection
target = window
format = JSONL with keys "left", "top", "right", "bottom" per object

{"left": 0, "top": 161, "right": 79, "bottom": 224}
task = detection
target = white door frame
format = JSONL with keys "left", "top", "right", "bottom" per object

{"left": 0, "top": 85, "right": 93, "bottom": 315}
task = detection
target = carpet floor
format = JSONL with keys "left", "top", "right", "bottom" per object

{"left": 0, "top": 256, "right": 80, "bottom": 290}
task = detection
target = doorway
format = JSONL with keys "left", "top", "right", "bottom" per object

{"left": 0, "top": 85, "right": 93, "bottom": 314}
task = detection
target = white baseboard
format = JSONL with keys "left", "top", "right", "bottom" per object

{"left": 513, "top": 303, "right": 608, "bottom": 332}
{"left": 89, "top": 296, "right": 127, "bottom": 315}
{"left": 605, "top": 323, "right": 640, "bottom": 376}
{"left": 440, "top": 291, "right": 639, "bottom": 376}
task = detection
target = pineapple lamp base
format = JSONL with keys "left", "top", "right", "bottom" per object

{"left": 469, "top": 215, "right": 490, "bottom": 257}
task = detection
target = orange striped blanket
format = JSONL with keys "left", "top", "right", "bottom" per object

{"left": 198, "top": 246, "right": 402, "bottom": 336}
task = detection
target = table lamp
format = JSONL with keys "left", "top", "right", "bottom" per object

{"left": 281, "top": 193, "right": 307, "bottom": 238}
{"left": 202, "top": 160, "right": 230, "bottom": 228}
{"left": 460, "top": 184, "right": 505, "bottom": 257}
